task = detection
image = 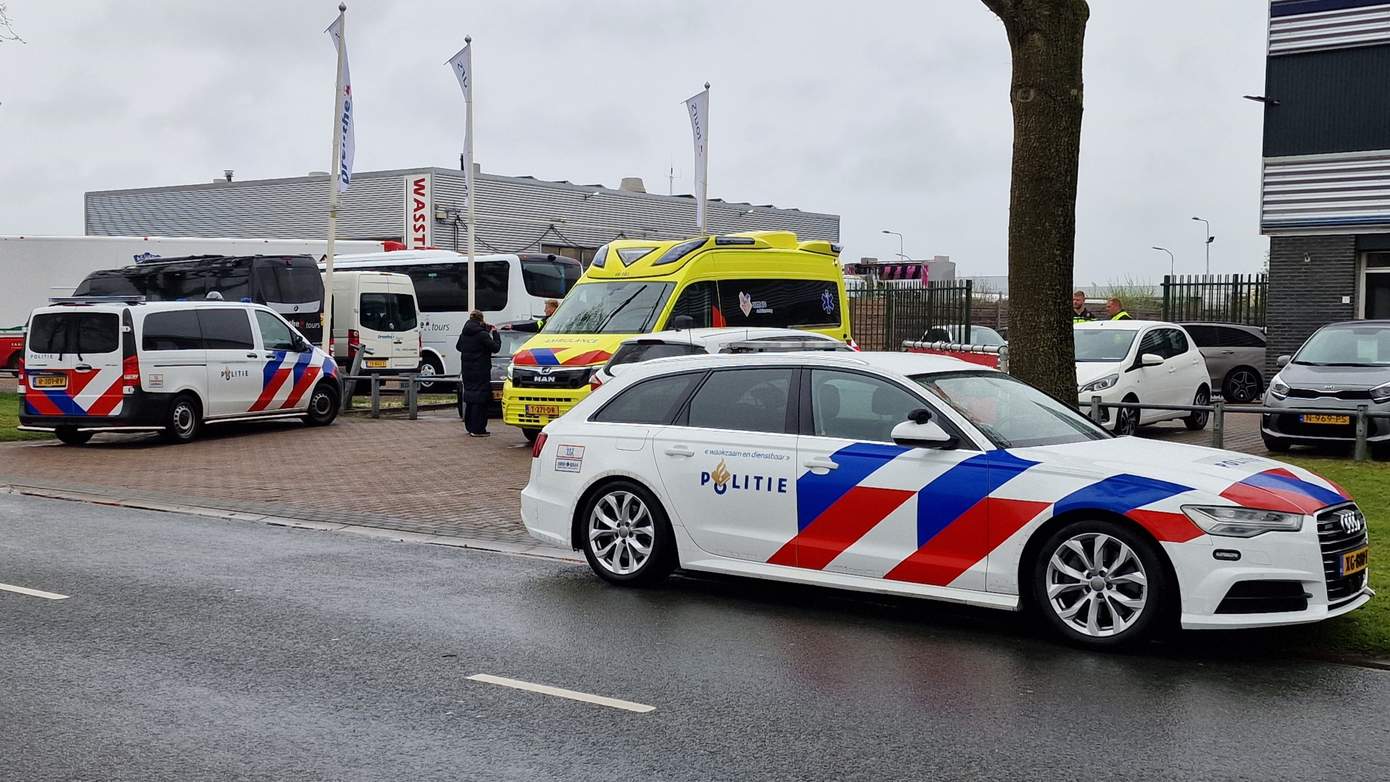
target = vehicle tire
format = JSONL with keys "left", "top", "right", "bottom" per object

{"left": 1222, "top": 366, "right": 1262, "bottom": 404}
{"left": 1114, "top": 396, "right": 1140, "bottom": 436}
{"left": 1184, "top": 387, "right": 1210, "bottom": 431}
{"left": 522, "top": 427, "right": 541, "bottom": 444}
{"left": 304, "top": 382, "right": 340, "bottom": 427}
{"left": 161, "top": 393, "right": 202, "bottom": 444}
{"left": 580, "top": 480, "right": 677, "bottom": 587}
{"left": 1262, "top": 433, "right": 1291, "bottom": 453}
{"left": 1031, "top": 519, "right": 1171, "bottom": 649}
{"left": 417, "top": 354, "right": 446, "bottom": 391}
{"left": 55, "top": 428, "right": 92, "bottom": 446}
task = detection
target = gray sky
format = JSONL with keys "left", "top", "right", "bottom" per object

{"left": 0, "top": 0, "right": 1269, "bottom": 283}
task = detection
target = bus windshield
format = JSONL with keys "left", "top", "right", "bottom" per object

{"left": 543, "top": 281, "right": 674, "bottom": 335}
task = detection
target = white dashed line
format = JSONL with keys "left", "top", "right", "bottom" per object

{"left": 468, "top": 673, "right": 655, "bottom": 713}
{"left": 0, "top": 582, "right": 70, "bottom": 600}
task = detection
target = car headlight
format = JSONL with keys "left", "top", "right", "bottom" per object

{"left": 1269, "top": 376, "right": 1290, "bottom": 400}
{"left": 1181, "top": 505, "right": 1303, "bottom": 537}
{"left": 1372, "top": 381, "right": 1390, "bottom": 404}
{"left": 1078, "top": 373, "right": 1119, "bottom": 394}
{"left": 505, "top": 363, "right": 515, "bottom": 380}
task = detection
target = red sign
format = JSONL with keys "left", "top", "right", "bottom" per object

{"left": 403, "top": 174, "right": 432, "bottom": 249}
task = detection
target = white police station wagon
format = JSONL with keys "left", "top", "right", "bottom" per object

{"left": 522, "top": 351, "right": 1372, "bottom": 648}
{"left": 19, "top": 297, "right": 340, "bottom": 445}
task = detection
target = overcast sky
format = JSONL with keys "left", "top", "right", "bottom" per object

{"left": 0, "top": 0, "right": 1269, "bottom": 283}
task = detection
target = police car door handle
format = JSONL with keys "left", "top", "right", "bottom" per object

{"left": 664, "top": 445, "right": 694, "bottom": 457}
{"left": 246, "top": 353, "right": 258, "bottom": 359}
{"left": 804, "top": 457, "right": 839, "bottom": 472}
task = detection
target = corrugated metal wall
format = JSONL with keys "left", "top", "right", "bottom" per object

{"left": 85, "top": 168, "right": 840, "bottom": 252}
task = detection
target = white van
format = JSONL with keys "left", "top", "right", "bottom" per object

{"left": 18, "top": 297, "right": 341, "bottom": 445}
{"left": 326, "top": 271, "right": 421, "bottom": 374}
{"left": 325, "top": 250, "right": 581, "bottom": 384}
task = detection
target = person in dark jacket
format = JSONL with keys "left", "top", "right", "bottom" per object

{"left": 456, "top": 310, "right": 501, "bottom": 437}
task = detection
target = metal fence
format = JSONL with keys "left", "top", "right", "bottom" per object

{"left": 849, "top": 280, "right": 973, "bottom": 351}
{"left": 1161, "top": 274, "right": 1267, "bottom": 326}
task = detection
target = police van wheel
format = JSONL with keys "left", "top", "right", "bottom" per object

{"left": 55, "top": 428, "right": 92, "bottom": 446}
{"left": 1032, "top": 519, "right": 1171, "bottom": 649}
{"left": 580, "top": 481, "right": 676, "bottom": 587}
{"left": 305, "top": 382, "right": 340, "bottom": 427}
{"left": 162, "top": 394, "right": 201, "bottom": 444}
{"left": 522, "top": 427, "right": 541, "bottom": 444}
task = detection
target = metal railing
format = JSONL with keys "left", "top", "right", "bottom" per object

{"left": 1161, "top": 273, "right": 1267, "bottom": 326}
{"left": 1087, "top": 396, "right": 1390, "bottom": 461}
{"left": 341, "top": 372, "right": 460, "bottom": 420}
{"left": 900, "top": 340, "right": 1009, "bottom": 373}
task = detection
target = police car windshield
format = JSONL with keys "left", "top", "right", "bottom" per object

{"left": 1074, "top": 329, "right": 1137, "bottom": 362}
{"left": 913, "top": 371, "right": 1109, "bottom": 448}
{"left": 543, "top": 281, "right": 674, "bottom": 334}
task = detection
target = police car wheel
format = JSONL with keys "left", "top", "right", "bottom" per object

{"left": 580, "top": 481, "right": 676, "bottom": 587}
{"left": 162, "top": 394, "right": 201, "bottom": 444}
{"left": 305, "top": 383, "right": 339, "bottom": 427}
{"left": 1032, "top": 520, "right": 1170, "bottom": 648}
{"left": 55, "top": 428, "right": 92, "bottom": 446}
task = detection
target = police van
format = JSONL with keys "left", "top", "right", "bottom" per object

{"left": 18, "top": 297, "right": 341, "bottom": 445}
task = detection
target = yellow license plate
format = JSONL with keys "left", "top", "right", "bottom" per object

{"left": 364, "top": 359, "right": 388, "bottom": 368}
{"left": 1342, "top": 546, "right": 1369, "bottom": 577}
{"left": 525, "top": 404, "right": 561, "bottom": 418}
{"left": 492, "top": 389, "right": 503, "bottom": 400}
{"left": 1302, "top": 414, "right": 1350, "bottom": 425}
{"left": 31, "top": 374, "right": 67, "bottom": 389}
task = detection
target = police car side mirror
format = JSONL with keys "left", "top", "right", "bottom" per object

{"left": 892, "top": 410, "right": 957, "bottom": 450}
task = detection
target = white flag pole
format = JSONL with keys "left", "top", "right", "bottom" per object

{"left": 465, "top": 36, "right": 476, "bottom": 314}
{"left": 322, "top": 2, "right": 348, "bottom": 353}
{"left": 699, "top": 81, "right": 709, "bottom": 233}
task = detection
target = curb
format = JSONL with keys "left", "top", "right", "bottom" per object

{"left": 0, "top": 483, "right": 583, "bottom": 564}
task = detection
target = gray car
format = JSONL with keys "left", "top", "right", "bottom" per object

{"left": 1180, "top": 323, "right": 1267, "bottom": 403}
{"left": 1262, "top": 320, "right": 1390, "bottom": 455}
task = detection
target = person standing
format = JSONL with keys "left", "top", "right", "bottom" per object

{"left": 456, "top": 310, "right": 501, "bottom": 437}
{"left": 1106, "top": 298, "right": 1133, "bottom": 320}
{"left": 505, "top": 298, "right": 559, "bottom": 333}
{"left": 1071, "top": 290, "right": 1095, "bottom": 322}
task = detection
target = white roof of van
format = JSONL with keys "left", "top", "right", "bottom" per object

{"left": 329, "top": 249, "right": 514, "bottom": 266}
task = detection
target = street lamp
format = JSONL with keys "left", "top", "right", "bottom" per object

{"left": 1191, "top": 217, "right": 1214, "bottom": 275}
{"left": 1151, "top": 246, "right": 1175, "bottom": 278}
{"left": 881, "top": 229, "right": 907, "bottom": 261}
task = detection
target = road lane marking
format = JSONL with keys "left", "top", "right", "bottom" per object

{"left": 0, "top": 582, "right": 70, "bottom": 600}
{"left": 467, "top": 674, "right": 654, "bottom": 714}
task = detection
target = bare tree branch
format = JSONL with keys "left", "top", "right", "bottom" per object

{"left": 0, "top": 2, "right": 24, "bottom": 44}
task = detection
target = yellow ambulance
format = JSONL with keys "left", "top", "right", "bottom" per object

{"left": 501, "top": 230, "right": 851, "bottom": 441}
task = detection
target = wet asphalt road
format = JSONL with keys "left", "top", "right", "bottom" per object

{"left": 1, "top": 493, "right": 1387, "bottom": 782}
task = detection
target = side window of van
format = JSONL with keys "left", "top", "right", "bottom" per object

{"left": 669, "top": 282, "right": 720, "bottom": 328}
{"left": 197, "top": 309, "right": 255, "bottom": 350}
{"left": 255, "top": 310, "right": 296, "bottom": 351}
{"left": 142, "top": 310, "right": 203, "bottom": 351}
{"left": 715, "top": 280, "right": 840, "bottom": 328}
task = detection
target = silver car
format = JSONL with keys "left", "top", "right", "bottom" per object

{"left": 1261, "top": 320, "right": 1390, "bottom": 456}
{"left": 1180, "top": 323, "right": 1267, "bottom": 403}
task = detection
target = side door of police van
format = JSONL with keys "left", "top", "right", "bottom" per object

{"left": 198, "top": 307, "right": 262, "bottom": 417}
{"left": 138, "top": 308, "right": 208, "bottom": 411}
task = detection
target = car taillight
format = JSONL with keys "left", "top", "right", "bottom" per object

{"left": 347, "top": 329, "right": 361, "bottom": 354}
{"left": 16, "top": 359, "right": 24, "bottom": 394}
{"left": 531, "top": 432, "right": 548, "bottom": 458}
{"left": 589, "top": 374, "right": 604, "bottom": 391}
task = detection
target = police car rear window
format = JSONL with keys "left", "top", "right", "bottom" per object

{"left": 29, "top": 312, "right": 120, "bottom": 354}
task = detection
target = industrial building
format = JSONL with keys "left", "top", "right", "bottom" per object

{"left": 84, "top": 166, "right": 840, "bottom": 267}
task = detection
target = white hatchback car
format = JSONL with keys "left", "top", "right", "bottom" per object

{"left": 522, "top": 352, "right": 1370, "bottom": 649}
{"left": 1075, "top": 320, "right": 1212, "bottom": 435}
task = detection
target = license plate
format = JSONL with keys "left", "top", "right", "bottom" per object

{"left": 364, "top": 359, "right": 388, "bottom": 368}
{"left": 1301, "top": 414, "right": 1350, "bottom": 425}
{"left": 492, "top": 389, "right": 503, "bottom": 400}
{"left": 31, "top": 374, "right": 67, "bottom": 389}
{"left": 525, "top": 404, "right": 561, "bottom": 418}
{"left": 1342, "top": 546, "right": 1369, "bottom": 577}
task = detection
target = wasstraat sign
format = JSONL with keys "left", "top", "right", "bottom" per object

{"left": 403, "top": 174, "right": 432, "bottom": 249}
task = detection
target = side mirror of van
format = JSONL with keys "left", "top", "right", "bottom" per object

{"left": 670, "top": 315, "right": 695, "bottom": 331}
{"left": 292, "top": 334, "right": 311, "bottom": 353}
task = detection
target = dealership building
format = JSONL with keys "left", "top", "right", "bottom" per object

{"left": 84, "top": 166, "right": 839, "bottom": 267}
{"left": 1261, "top": 0, "right": 1390, "bottom": 365}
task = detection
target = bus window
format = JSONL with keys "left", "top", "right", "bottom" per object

{"left": 520, "top": 256, "right": 580, "bottom": 299}
{"left": 475, "top": 260, "right": 509, "bottom": 310}
{"left": 409, "top": 265, "right": 467, "bottom": 312}
{"left": 264, "top": 259, "right": 323, "bottom": 306}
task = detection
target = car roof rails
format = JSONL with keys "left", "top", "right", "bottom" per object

{"left": 723, "top": 339, "right": 848, "bottom": 354}
{"left": 48, "top": 295, "right": 147, "bottom": 305}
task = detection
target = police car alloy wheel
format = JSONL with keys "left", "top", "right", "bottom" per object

{"left": 1034, "top": 520, "right": 1168, "bottom": 647}
{"left": 580, "top": 481, "right": 675, "bottom": 586}
{"left": 305, "top": 383, "right": 339, "bottom": 427}
{"left": 163, "top": 394, "right": 201, "bottom": 443}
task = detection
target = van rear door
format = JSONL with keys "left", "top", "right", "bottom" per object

{"left": 23, "top": 308, "right": 128, "bottom": 417}
{"left": 387, "top": 276, "right": 421, "bottom": 369}
{"left": 357, "top": 278, "right": 420, "bottom": 370}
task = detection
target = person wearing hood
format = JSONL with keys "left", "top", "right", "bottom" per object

{"left": 456, "top": 310, "right": 501, "bottom": 437}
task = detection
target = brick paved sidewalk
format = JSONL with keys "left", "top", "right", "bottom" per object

{"left": 0, "top": 410, "right": 537, "bottom": 545}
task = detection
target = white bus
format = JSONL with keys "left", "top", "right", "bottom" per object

{"left": 326, "top": 249, "right": 581, "bottom": 383}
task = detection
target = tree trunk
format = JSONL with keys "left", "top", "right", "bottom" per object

{"left": 982, "top": 0, "right": 1089, "bottom": 405}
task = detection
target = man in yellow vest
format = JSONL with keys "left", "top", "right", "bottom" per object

{"left": 1071, "top": 290, "right": 1095, "bottom": 322}
{"left": 1106, "top": 297, "right": 1133, "bottom": 320}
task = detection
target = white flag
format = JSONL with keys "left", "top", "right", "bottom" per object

{"left": 684, "top": 85, "right": 710, "bottom": 230}
{"left": 447, "top": 43, "right": 473, "bottom": 155}
{"left": 327, "top": 12, "right": 355, "bottom": 194}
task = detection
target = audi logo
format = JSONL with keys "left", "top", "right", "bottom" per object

{"left": 1338, "top": 509, "right": 1366, "bottom": 535}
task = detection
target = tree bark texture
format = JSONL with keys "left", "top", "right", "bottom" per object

{"left": 982, "top": 0, "right": 1089, "bottom": 405}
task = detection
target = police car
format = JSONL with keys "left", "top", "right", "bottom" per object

{"left": 19, "top": 297, "right": 340, "bottom": 444}
{"left": 521, "top": 351, "right": 1372, "bottom": 648}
